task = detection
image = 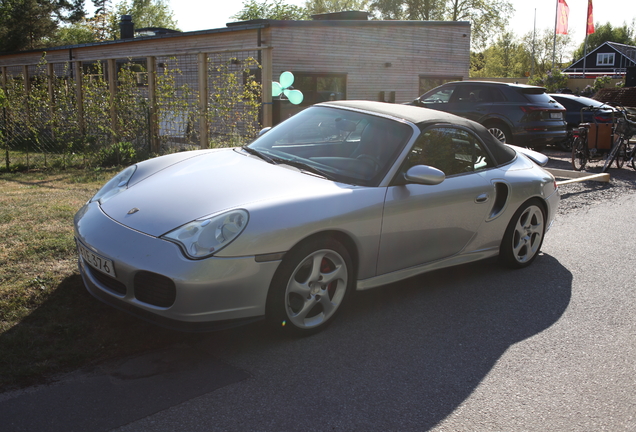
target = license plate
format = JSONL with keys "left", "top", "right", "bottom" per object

{"left": 77, "top": 241, "right": 116, "bottom": 277}
{"left": 550, "top": 112, "right": 562, "bottom": 119}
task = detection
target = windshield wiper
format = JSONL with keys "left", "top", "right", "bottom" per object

{"left": 277, "top": 158, "right": 338, "bottom": 182}
{"left": 241, "top": 146, "right": 275, "bottom": 164}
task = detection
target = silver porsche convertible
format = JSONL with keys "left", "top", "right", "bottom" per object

{"left": 74, "top": 101, "right": 559, "bottom": 335}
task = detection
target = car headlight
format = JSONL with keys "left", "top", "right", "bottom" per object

{"left": 90, "top": 166, "right": 137, "bottom": 204}
{"left": 162, "top": 209, "right": 249, "bottom": 259}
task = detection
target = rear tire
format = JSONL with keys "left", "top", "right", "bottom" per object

{"left": 486, "top": 122, "right": 512, "bottom": 144}
{"left": 571, "top": 137, "right": 587, "bottom": 171}
{"left": 499, "top": 199, "right": 546, "bottom": 269}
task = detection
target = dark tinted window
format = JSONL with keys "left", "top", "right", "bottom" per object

{"left": 453, "top": 85, "right": 494, "bottom": 103}
{"left": 520, "top": 89, "right": 552, "bottom": 104}
{"left": 554, "top": 96, "right": 608, "bottom": 109}
{"left": 491, "top": 88, "right": 506, "bottom": 102}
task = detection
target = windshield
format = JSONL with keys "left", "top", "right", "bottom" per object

{"left": 248, "top": 106, "right": 413, "bottom": 186}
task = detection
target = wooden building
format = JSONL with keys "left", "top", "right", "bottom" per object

{"left": 0, "top": 13, "right": 470, "bottom": 148}
{"left": 563, "top": 41, "right": 636, "bottom": 79}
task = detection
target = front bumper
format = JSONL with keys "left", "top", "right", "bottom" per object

{"left": 75, "top": 202, "right": 281, "bottom": 330}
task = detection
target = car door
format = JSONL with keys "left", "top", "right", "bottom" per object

{"left": 377, "top": 126, "right": 496, "bottom": 275}
{"left": 448, "top": 85, "right": 495, "bottom": 123}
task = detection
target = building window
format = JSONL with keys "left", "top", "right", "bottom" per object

{"left": 291, "top": 73, "right": 347, "bottom": 107}
{"left": 597, "top": 53, "right": 615, "bottom": 66}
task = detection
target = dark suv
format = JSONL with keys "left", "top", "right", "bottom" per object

{"left": 410, "top": 81, "right": 567, "bottom": 149}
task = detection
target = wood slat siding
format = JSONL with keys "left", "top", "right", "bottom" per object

{"left": 268, "top": 22, "right": 469, "bottom": 103}
{"left": 0, "top": 29, "right": 260, "bottom": 67}
{"left": 0, "top": 20, "right": 470, "bottom": 125}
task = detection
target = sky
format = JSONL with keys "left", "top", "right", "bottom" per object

{"left": 169, "top": 0, "right": 636, "bottom": 44}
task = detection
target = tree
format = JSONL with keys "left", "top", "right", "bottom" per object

{"left": 91, "top": 0, "right": 112, "bottom": 40}
{"left": 370, "top": 0, "right": 512, "bottom": 49}
{"left": 107, "top": 0, "right": 179, "bottom": 38}
{"left": 232, "top": 0, "right": 310, "bottom": 21}
{"left": 520, "top": 28, "right": 571, "bottom": 78}
{"left": 48, "top": 21, "right": 99, "bottom": 46}
{"left": 0, "top": 0, "right": 85, "bottom": 52}
{"left": 305, "top": 0, "right": 370, "bottom": 16}
{"left": 372, "top": 0, "right": 445, "bottom": 20}
{"left": 446, "top": 0, "right": 513, "bottom": 49}
{"left": 572, "top": 22, "right": 635, "bottom": 61}
{"left": 470, "top": 31, "right": 529, "bottom": 78}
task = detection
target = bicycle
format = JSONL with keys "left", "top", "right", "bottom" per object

{"left": 602, "top": 104, "right": 636, "bottom": 171}
{"left": 571, "top": 105, "right": 615, "bottom": 171}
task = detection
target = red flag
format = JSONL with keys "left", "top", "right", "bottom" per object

{"left": 587, "top": 0, "right": 595, "bottom": 34}
{"left": 556, "top": 0, "right": 569, "bottom": 34}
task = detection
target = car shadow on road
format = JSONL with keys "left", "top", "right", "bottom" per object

{"left": 0, "top": 253, "right": 571, "bottom": 431}
{"left": 190, "top": 253, "right": 572, "bottom": 431}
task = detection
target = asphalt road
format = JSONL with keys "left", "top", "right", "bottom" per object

{"left": 2, "top": 189, "right": 635, "bottom": 431}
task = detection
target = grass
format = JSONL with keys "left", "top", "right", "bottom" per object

{"left": 0, "top": 168, "right": 200, "bottom": 391}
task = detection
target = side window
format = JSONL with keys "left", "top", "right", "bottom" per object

{"left": 491, "top": 88, "right": 506, "bottom": 102}
{"left": 454, "top": 86, "right": 494, "bottom": 103}
{"left": 422, "top": 86, "right": 455, "bottom": 104}
{"left": 404, "top": 127, "right": 494, "bottom": 176}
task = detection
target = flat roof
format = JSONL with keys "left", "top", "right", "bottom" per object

{"left": 0, "top": 18, "right": 469, "bottom": 56}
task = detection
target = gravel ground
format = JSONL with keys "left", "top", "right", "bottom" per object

{"left": 544, "top": 148, "right": 636, "bottom": 215}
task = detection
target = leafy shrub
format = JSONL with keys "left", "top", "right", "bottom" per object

{"left": 95, "top": 142, "right": 138, "bottom": 167}
{"left": 593, "top": 75, "right": 611, "bottom": 91}
{"left": 528, "top": 69, "right": 569, "bottom": 93}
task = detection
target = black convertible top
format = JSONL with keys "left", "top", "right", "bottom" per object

{"left": 321, "top": 100, "right": 517, "bottom": 166}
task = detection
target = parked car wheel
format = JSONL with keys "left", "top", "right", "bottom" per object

{"left": 266, "top": 237, "right": 354, "bottom": 335}
{"left": 486, "top": 122, "right": 512, "bottom": 144}
{"left": 499, "top": 200, "right": 545, "bottom": 269}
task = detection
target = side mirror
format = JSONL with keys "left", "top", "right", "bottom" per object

{"left": 404, "top": 165, "right": 445, "bottom": 185}
{"left": 258, "top": 127, "right": 272, "bottom": 136}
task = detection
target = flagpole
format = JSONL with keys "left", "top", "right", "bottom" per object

{"left": 552, "top": 0, "right": 559, "bottom": 70}
{"left": 583, "top": 34, "right": 588, "bottom": 78}
{"left": 531, "top": 9, "right": 536, "bottom": 78}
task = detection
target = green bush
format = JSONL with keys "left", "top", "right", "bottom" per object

{"left": 528, "top": 69, "right": 569, "bottom": 93}
{"left": 593, "top": 75, "right": 611, "bottom": 91}
{"left": 95, "top": 142, "right": 138, "bottom": 167}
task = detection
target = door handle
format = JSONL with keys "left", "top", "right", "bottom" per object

{"left": 475, "top": 193, "right": 489, "bottom": 203}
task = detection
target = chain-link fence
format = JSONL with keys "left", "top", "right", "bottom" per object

{"left": 0, "top": 49, "right": 262, "bottom": 171}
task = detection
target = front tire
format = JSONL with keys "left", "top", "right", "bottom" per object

{"left": 266, "top": 237, "right": 354, "bottom": 335}
{"left": 499, "top": 200, "right": 546, "bottom": 269}
{"left": 602, "top": 138, "right": 622, "bottom": 173}
{"left": 615, "top": 138, "right": 626, "bottom": 169}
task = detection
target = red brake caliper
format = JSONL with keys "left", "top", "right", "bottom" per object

{"left": 320, "top": 258, "right": 336, "bottom": 299}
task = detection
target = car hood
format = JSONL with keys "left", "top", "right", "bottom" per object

{"left": 100, "top": 148, "right": 351, "bottom": 236}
